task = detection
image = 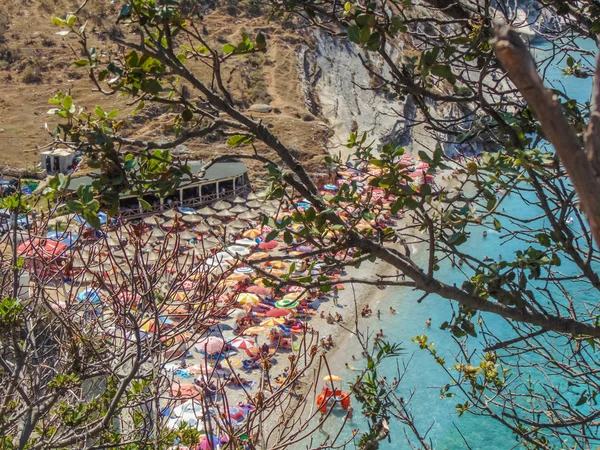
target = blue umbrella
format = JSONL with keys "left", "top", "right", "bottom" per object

{"left": 46, "top": 231, "right": 79, "bottom": 247}
{"left": 74, "top": 212, "right": 114, "bottom": 228}
{"left": 77, "top": 289, "right": 101, "bottom": 303}
{"left": 297, "top": 202, "right": 311, "bottom": 209}
{"left": 177, "top": 206, "right": 197, "bottom": 215}
{"left": 323, "top": 184, "right": 337, "bottom": 191}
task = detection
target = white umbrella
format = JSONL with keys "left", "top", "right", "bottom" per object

{"left": 227, "top": 245, "right": 250, "bottom": 256}
{"left": 238, "top": 210, "right": 259, "bottom": 220}
{"left": 246, "top": 200, "right": 264, "bottom": 209}
{"left": 206, "top": 217, "right": 222, "bottom": 226}
{"left": 182, "top": 215, "right": 202, "bottom": 224}
{"left": 246, "top": 193, "right": 258, "bottom": 201}
{"left": 212, "top": 200, "right": 232, "bottom": 211}
{"left": 228, "top": 219, "right": 250, "bottom": 230}
{"left": 235, "top": 238, "right": 257, "bottom": 247}
{"left": 143, "top": 216, "right": 163, "bottom": 226}
{"left": 195, "top": 223, "right": 211, "bottom": 233}
{"left": 180, "top": 230, "right": 197, "bottom": 240}
{"left": 197, "top": 206, "right": 216, "bottom": 216}
{"left": 230, "top": 205, "right": 249, "bottom": 214}
{"left": 216, "top": 209, "right": 234, "bottom": 218}
{"left": 232, "top": 196, "right": 247, "bottom": 204}
{"left": 163, "top": 210, "right": 181, "bottom": 219}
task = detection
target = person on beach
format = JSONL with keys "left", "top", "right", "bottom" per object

{"left": 332, "top": 286, "right": 339, "bottom": 306}
{"left": 389, "top": 307, "right": 396, "bottom": 314}
{"left": 377, "top": 310, "right": 381, "bottom": 320}
{"left": 426, "top": 318, "right": 432, "bottom": 327}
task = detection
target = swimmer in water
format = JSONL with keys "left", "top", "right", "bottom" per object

{"left": 426, "top": 318, "right": 432, "bottom": 327}
{"left": 389, "top": 307, "right": 396, "bottom": 314}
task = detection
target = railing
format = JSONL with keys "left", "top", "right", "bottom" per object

{"left": 118, "top": 183, "right": 252, "bottom": 220}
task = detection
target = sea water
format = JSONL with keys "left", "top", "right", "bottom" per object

{"left": 315, "top": 40, "right": 597, "bottom": 449}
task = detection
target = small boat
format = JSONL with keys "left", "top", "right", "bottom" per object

{"left": 483, "top": 256, "right": 494, "bottom": 262}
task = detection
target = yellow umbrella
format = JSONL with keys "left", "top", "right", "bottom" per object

{"left": 243, "top": 326, "right": 267, "bottom": 335}
{"left": 283, "top": 292, "right": 302, "bottom": 301}
{"left": 323, "top": 375, "right": 342, "bottom": 382}
{"left": 243, "top": 229, "right": 262, "bottom": 238}
{"left": 260, "top": 317, "right": 285, "bottom": 327}
{"left": 269, "top": 261, "right": 290, "bottom": 270}
{"left": 235, "top": 293, "right": 260, "bottom": 305}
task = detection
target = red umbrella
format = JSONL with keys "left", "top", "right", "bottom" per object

{"left": 230, "top": 337, "right": 256, "bottom": 349}
{"left": 266, "top": 308, "right": 291, "bottom": 318}
{"left": 18, "top": 239, "right": 68, "bottom": 259}
{"left": 258, "top": 240, "right": 278, "bottom": 250}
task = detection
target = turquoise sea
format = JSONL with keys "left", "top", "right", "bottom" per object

{"left": 315, "top": 40, "right": 597, "bottom": 449}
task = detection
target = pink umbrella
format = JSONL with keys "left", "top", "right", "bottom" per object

{"left": 409, "top": 170, "right": 425, "bottom": 178}
{"left": 245, "top": 285, "right": 272, "bottom": 295}
{"left": 258, "top": 240, "right": 279, "bottom": 251}
{"left": 195, "top": 336, "right": 225, "bottom": 354}
{"left": 224, "top": 406, "right": 246, "bottom": 421}
{"left": 183, "top": 281, "right": 195, "bottom": 290}
{"left": 417, "top": 162, "right": 430, "bottom": 170}
{"left": 266, "top": 308, "right": 292, "bottom": 318}
{"left": 230, "top": 337, "right": 256, "bottom": 349}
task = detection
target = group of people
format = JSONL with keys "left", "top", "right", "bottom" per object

{"left": 320, "top": 334, "right": 335, "bottom": 350}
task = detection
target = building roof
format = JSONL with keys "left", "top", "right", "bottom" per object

{"left": 66, "top": 160, "right": 248, "bottom": 193}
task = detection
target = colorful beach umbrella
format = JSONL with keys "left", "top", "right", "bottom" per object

{"left": 243, "top": 326, "right": 267, "bottom": 335}
{"left": 77, "top": 289, "right": 101, "bottom": 303}
{"left": 235, "top": 293, "right": 260, "bottom": 305}
{"left": 274, "top": 299, "right": 298, "bottom": 309}
{"left": 243, "top": 229, "right": 262, "bottom": 238}
{"left": 195, "top": 336, "right": 225, "bottom": 354}
{"left": 323, "top": 375, "right": 342, "bottom": 382}
{"left": 260, "top": 317, "right": 285, "bottom": 327}
{"left": 230, "top": 337, "right": 256, "bottom": 350}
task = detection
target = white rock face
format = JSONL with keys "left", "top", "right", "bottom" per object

{"left": 303, "top": 30, "right": 413, "bottom": 158}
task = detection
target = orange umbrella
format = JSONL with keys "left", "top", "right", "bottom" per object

{"left": 243, "top": 326, "right": 267, "bottom": 335}
{"left": 248, "top": 252, "right": 269, "bottom": 261}
{"left": 260, "top": 317, "right": 285, "bottom": 327}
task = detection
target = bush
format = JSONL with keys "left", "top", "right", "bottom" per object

{"left": 21, "top": 65, "right": 41, "bottom": 84}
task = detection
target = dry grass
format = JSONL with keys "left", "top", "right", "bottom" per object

{"left": 0, "top": 1, "right": 330, "bottom": 183}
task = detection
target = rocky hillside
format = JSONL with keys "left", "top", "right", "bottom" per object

{"left": 0, "top": 0, "right": 441, "bottom": 179}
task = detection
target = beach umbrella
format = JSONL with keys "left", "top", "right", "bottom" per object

{"left": 143, "top": 215, "right": 163, "bottom": 226}
{"left": 283, "top": 292, "right": 302, "bottom": 301}
{"left": 195, "top": 223, "right": 211, "bottom": 233}
{"left": 199, "top": 238, "right": 221, "bottom": 250}
{"left": 268, "top": 261, "right": 289, "bottom": 270}
{"left": 46, "top": 231, "right": 79, "bottom": 247}
{"left": 228, "top": 219, "right": 250, "bottom": 230}
{"left": 163, "top": 210, "right": 181, "bottom": 219}
{"left": 262, "top": 205, "right": 277, "bottom": 214}
{"left": 246, "top": 192, "right": 258, "bottom": 200}
{"left": 234, "top": 266, "right": 254, "bottom": 274}
{"left": 232, "top": 196, "right": 246, "bottom": 204}
{"left": 162, "top": 220, "right": 177, "bottom": 229}
{"left": 323, "top": 184, "right": 337, "bottom": 191}
{"left": 195, "top": 336, "right": 225, "bottom": 354}
{"left": 206, "top": 217, "right": 222, "bottom": 226}
{"left": 187, "top": 365, "right": 216, "bottom": 375}
{"left": 260, "top": 317, "right": 285, "bottom": 327}
{"left": 216, "top": 209, "right": 234, "bottom": 218}
{"left": 170, "top": 383, "right": 201, "bottom": 400}
{"left": 248, "top": 252, "right": 269, "bottom": 262}
{"left": 235, "top": 238, "right": 257, "bottom": 247}
{"left": 178, "top": 206, "right": 197, "bottom": 215}
{"left": 256, "top": 191, "right": 268, "bottom": 198}
{"left": 295, "top": 245, "right": 313, "bottom": 253}
{"left": 180, "top": 230, "right": 198, "bottom": 240}
{"left": 323, "top": 375, "right": 342, "bottom": 382}
{"left": 266, "top": 308, "right": 291, "bottom": 318}
{"left": 275, "top": 299, "right": 298, "bottom": 309}
{"left": 212, "top": 200, "right": 232, "bottom": 211}
{"left": 230, "top": 337, "right": 256, "bottom": 350}
{"left": 246, "top": 200, "right": 264, "bottom": 209}
{"left": 238, "top": 210, "right": 259, "bottom": 220}
{"left": 246, "top": 285, "right": 272, "bottom": 295}
{"left": 117, "top": 291, "right": 141, "bottom": 306}
{"left": 228, "top": 245, "right": 250, "bottom": 256}
{"left": 243, "top": 326, "right": 267, "bottom": 336}
{"left": 182, "top": 215, "right": 202, "bottom": 224}
{"left": 230, "top": 204, "right": 248, "bottom": 214}
{"left": 258, "top": 240, "right": 278, "bottom": 251}
{"left": 77, "top": 289, "right": 101, "bottom": 303}
{"left": 197, "top": 206, "right": 217, "bottom": 216}
{"left": 235, "top": 293, "right": 259, "bottom": 305}
{"left": 243, "top": 229, "right": 262, "bottom": 239}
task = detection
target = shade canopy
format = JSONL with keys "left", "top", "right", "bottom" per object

{"left": 232, "top": 196, "right": 247, "bottom": 204}
{"left": 197, "top": 206, "right": 216, "bottom": 216}
{"left": 212, "top": 200, "right": 232, "bottom": 211}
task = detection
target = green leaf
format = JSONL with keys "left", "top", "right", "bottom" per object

{"left": 125, "top": 50, "right": 139, "bottom": 67}
{"left": 66, "top": 14, "right": 76, "bottom": 27}
{"left": 140, "top": 79, "right": 162, "bottom": 96}
{"left": 181, "top": 109, "right": 194, "bottom": 122}
{"left": 94, "top": 106, "right": 106, "bottom": 119}
{"left": 359, "top": 26, "right": 371, "bottom": 45}
{"left": 107, "top": 109, "right": 119, "bottom": 119}
{"left": 73, "top": 59, "right": 89, "bottom": 67}
{"left": 347, "top": 25, "right": 361, "bottom": 44}
{"left": 62, "top": 95, "right": 73, "bottom": 111}
{"left": 139, "top": 198, "right": 152, "bottom": 211}
{"left": 66, "top": 200, "right": 84, "bottom": 212}
{"left": 493, "top": 218, "right": 502, "bottom": 231}
{"left": 431, "top": 64, "right": 456, "bottom": 84}
{"left": 365, "top": 31, "right": 381, "bottom": 51}
{"left": 227, "top": 135, "right": 253, "bottom": 146}
{"left": 222, "top": 44, "right": 236, "bottom": 54}
{"left": 256, "top": 32, "right": 266, "bottom": 50}
{"left": 52, "top": 17, "right": 66, "bottom": 26}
